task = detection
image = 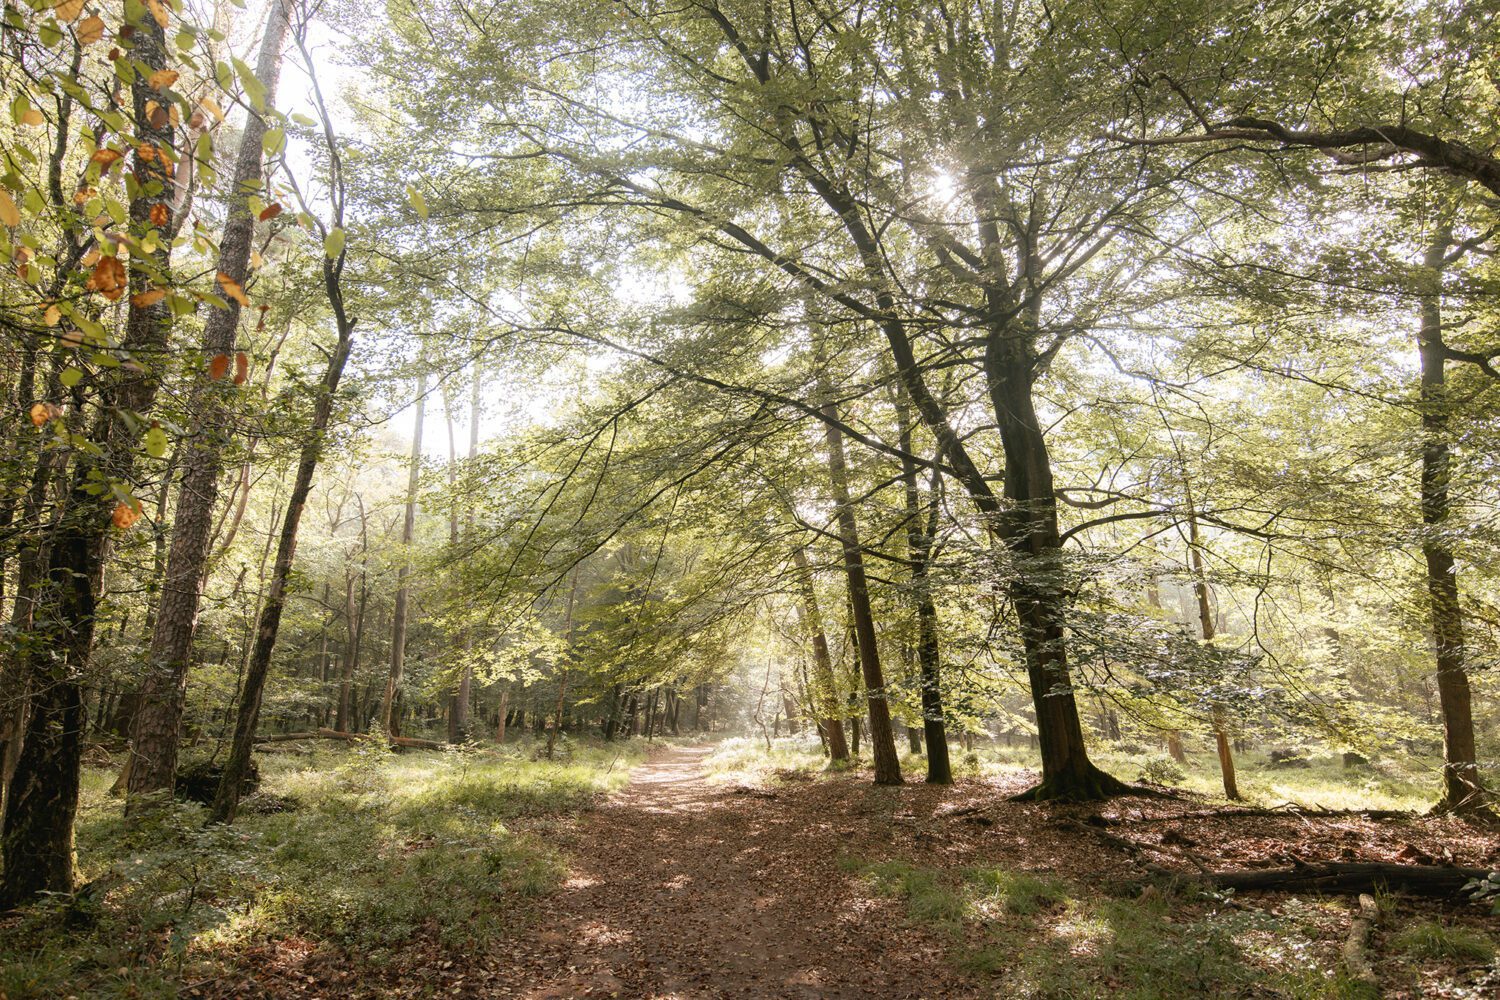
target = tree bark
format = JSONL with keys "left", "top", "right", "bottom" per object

{"left": 819, "top": 395, "right": 901, "bottom": 785}
{"left": 985, "top": 337, "right": 1123, "bottom": 801}
{"left": 127, "top": 1, "right": 289, "bottom": 808}
{"left": 0, "top": 4, "right": 178, "bottom": 906}
{"left": 1416, "top": 224, "right": 1488, "bottom": 814}
{"left": 210, "top": 86, "right": 359, "bottom": 820}
{"left": 897, "top": 398, "right": 951, "bottom": 784}
{"left": 790, "top": 547, "right": 849, "bottom": 761}
{"left": 1186, "top": 509, "right": 1239, "bottom": 801}
{"left": 381, "top": 367, "right": 425, "bottom": 736}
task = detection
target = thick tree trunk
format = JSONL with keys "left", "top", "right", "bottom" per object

{"left": 790, "top": 547, "right": 849, "bottom": 761}
{"left": 1416, "top": 227, "right": 1488, "bottom": 814}
{"left": 1, "top": 4, "right": 176, "bottom": 904}
{"left": 819, "top": 398, "right": 901, "bottom": 785}
{"left": 381, "top": 369, "right": 425, "bottom": 736}
{"left": 985, "top": 339, "right": 1123, "bottom": 802}
{"left": 128, "top": 1, "right": 289, "bottom": 808}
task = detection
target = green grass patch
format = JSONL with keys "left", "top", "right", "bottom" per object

{"left": 1392, "top": 918, "right": 1496, "bottom": 963}
{"left": 702, "top": 734, "right": 829, "bottom": 785}
{"left": 0, "top": 737, "right": 643, "bottom": 999}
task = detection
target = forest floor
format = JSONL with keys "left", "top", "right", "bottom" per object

{"left": 5, "top": 740, "right": 1498, "bottom": 998}
{"left": 239, "top": 742, "right": 1498, "bottom": 999}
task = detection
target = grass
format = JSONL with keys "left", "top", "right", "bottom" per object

{"left": 972, "top": 741, "right": 1439, "bottom": 811}
{"left": 702, "top": 733, "right": 830, "bottom": 785}
{"left": 0, "top": 737, "right": 643, "bottom": 999}
{"left": 839, "top": 854, "right": 1402, "bottom": 998}
{"left": 1392, "top": 919, "right": 1496, "bottom": 963}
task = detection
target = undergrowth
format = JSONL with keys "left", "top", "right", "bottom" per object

{"left": 0, "top": 737, "right": 643, "bottom": 999}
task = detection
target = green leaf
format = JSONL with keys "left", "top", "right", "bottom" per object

{"left": 60, "top": 366, "right": 82, "bottom": 388}
{"left": 324, "top": 227, "right": 346, "bottom": 259}
{"left": 407, "top": 185, "right": 429, "bottom": 220}
{"left": 234, "top": 57, "right": 266, "bottom": 111}
{"left": 262, "top": 127, "right": 286, "bottom": 155}
{"left": 144, "top": 424, "right": 168, "bottom": 458}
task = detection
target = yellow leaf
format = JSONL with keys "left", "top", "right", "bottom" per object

{"left": 54, "top": 0, "right": 85, "bottom": 22}
{"left": 148, "top": 69, "right": 179, "bottom": 91}
{"left": 249, "top": 250, "right": 264, "bottom": 270}
{"left": 44, "top": 304, "right": 60, "bottom": 326}
{"left": 21, "top": 109, "right": 44, "bottom": 127}
{"left": 0, "top": 190, "right": 18, "bottom": 228}
{"left": 30, "top": 402, "right": 51, "bottom": 426}
{"left": 217, "top": 271, "right": 249, "bottom": 306}
{"left": 144, "top": 0, "right": 169, "bottom": 29}
{"left": 200, "top": 96, "right": 225, "bottom": 122}
{"left": 77, "top": 14, "right": 105, "bottom": 43}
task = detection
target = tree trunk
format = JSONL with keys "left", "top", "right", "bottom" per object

{"left": 1, "top": 3, "right": 177, "bottom": 904}
{"left": 985, "top": 338, "right": 1123, "bottom": 801}
{"left": 790, "top": 547, "right": 848, "bottom": 761}
{"left": 898, "top": 398, "right": 951, "bottom": 784}
{"left": 382, "top": 368, "right": 425, "bottom": 736}
{"left": 127, "top": 1, "right": 289, "bottom": 808}
{"left": 495, "top": 686, "right": 510, "bottom": 743}
{"left": 1186, "top": 509, "right": 1240, "bottom": 801}
{"left": 819, "top": 395, "right": 901, "bottom": 785}
{"left": 1416, "top": 225, "right": 1488, "bottom": 814}
{"left": 210, "top": 183, "right": 358, "bottom": 824}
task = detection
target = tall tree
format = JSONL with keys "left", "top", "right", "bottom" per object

{"left": 127, "top": 0, "right": 290, "bottom": 808}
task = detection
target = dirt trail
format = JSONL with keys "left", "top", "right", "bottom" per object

{"left": 493, "top": 745, "right": 967, "bottom": 999}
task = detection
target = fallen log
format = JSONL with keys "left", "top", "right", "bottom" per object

{"left": 1193, "top": 862, "right": 1492, "bottom": 899}
{"left": 1342, "top": 893, "right": 1379, "bottom": 988}
{"left": 251, "top": 728, "right": 444, "bottom": 751}
{"left": 1089, "top": 806, "right": 1418, "bottom": 825}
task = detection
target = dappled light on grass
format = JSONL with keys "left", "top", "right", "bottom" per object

{"left": 0, "top": 739, "right": 643, "bottom": 999}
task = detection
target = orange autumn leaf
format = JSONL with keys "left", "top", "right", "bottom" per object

{"left": 208, "top": 353, "right": 230, "bottom": 380}
{"left": 86, "top": 256, "right": 126, "bottom": 300}
{"left": 136, "top": 143, "right": 157, "bottom": 163}
{"left": 233, "top": 352, "right": 249, "bottom": 384}
{"left": 54, "top": 0, "right": 85, "bottom": 21}
{"left": 80, "top": 247, "right": 101, "bottom": 267}
{"left": 258, "top": 203, "right": 283, "bottom": 221}
{"left": 149, "top": 203, "right": 168, "bottom": 226}
{"left": 148, "top": 69, "right": 178, "bottom": 91}
{"left": 21, "top": 109, "right": 44, "bottom": 127}
{"left": 77, "top": 14, "right": 105, "bottom": 43}
{"left": 131, "top": 288, "right": 166, "bottom": 308}
{"left": 217, "top": 272, "right": 249, "bottom": 306}
{"left": 144, "top": 0, "right": 169, "bottom": 29}
{"left": 29, "top": 402, "right": 51, "bottom": 426}
{"left": 111, "top": 502, "right": 141, "bottom": 530}
{"left": 91, "top": 148, "right": 123, "bottom": 171}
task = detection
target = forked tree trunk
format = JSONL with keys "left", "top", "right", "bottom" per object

{"left": 790, "top": 547, "right": 849, "bottom": 761}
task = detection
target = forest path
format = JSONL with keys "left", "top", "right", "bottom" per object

{"left": 493, "top": 743, "right": 969, "bottom": 999}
